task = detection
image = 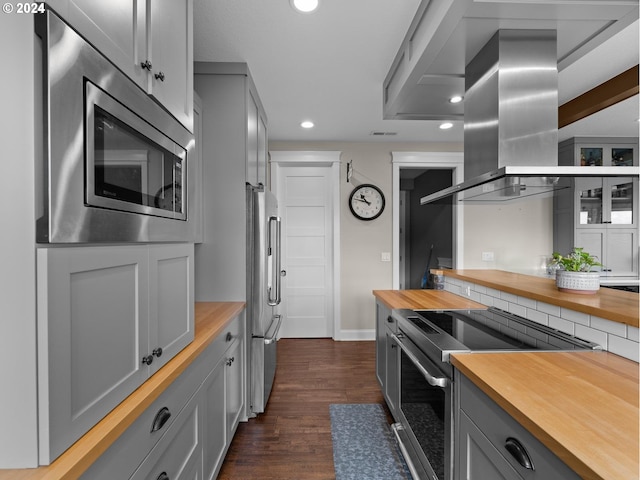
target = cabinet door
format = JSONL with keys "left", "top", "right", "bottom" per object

{"left": 375, "top": 302, "right": 388, "bottom": 389}
{"left": 148, "top": 0, "right": 194, "bottom": 131}
{"left": 385, "top": 329, "right": 399, "bottom": 417}
{"left": 246, "top": 89, "right": 260, "bottom": 186}
{"left": 257, "top": 112, "right": 268, "bottom": 186}
{"left": 148, "top": 243, "right": 195, "bottom": 374}
{"left": 457, "top": 411, "right": 523, "bottom": 480}
{"left": 606, "top": 228, "right": 638, "bottom": 276}
{"left": 44, "top": 0, "right": 147, "bottom": 88}
{"left": 226, "top": 338, "right": 244, "bottom": 439}
{"left": 202, "top": 357, "right": 227, "bottom": 480}
{"left": 37, "top": 245, "right": 149, "bottom": 464}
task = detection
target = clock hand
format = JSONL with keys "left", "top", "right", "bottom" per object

{"left": 359, "top": 194, "right": 371, "bottom": 205}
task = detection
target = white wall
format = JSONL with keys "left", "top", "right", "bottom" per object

{"left": 463, "top": 197, "right": 554, "bottom": 275}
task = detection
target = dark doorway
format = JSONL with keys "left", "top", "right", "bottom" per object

{"left": 399, "top": 169, "right": 453, "bottom": 289}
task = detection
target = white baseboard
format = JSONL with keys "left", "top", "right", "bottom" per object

{"left": 334, "top": 329, "right": 375, "bottom": 341}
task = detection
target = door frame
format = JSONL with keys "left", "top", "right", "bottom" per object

{"left": 270, "top": 151, "right": 341, "bottom": 339}
{"left": 391, "top": 152, "right": 464, "bottom": 289}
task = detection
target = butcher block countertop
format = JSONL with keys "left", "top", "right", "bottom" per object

{"left": 373, "top": 288, "right": 486, "bottom": 310}
{"left": 0, "top": 302, "right": 245, "bottom": 480}
{"left": 451, "top": 351, "right": 639, "bottom": 480}
{"left": 444, "top": 269, "right": 639, "bottom": 327}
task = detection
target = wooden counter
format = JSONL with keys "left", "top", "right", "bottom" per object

{"left": 0, "top": 302, "right": 245, "bottom": 480}
{"left": 373, "top": 289, "right": 486, "bottom": 310}
{"left": 444, "top": 269, "right": 639, "bottom": 327}
{"left": 451, "top": 351, "right": 639, "bottom": 480}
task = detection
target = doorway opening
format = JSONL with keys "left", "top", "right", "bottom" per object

{"left": 392, "top": 152, "right": 464, "bottom": 289}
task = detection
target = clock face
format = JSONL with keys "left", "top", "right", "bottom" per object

{"left": 349, "top": 184, "right": 385, "bottom": 220}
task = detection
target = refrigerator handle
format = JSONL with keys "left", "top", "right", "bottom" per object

{"left": 267, "top": 216, "right": 282, "bottom": 306}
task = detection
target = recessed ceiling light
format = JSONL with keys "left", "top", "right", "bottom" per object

{"left": 290, "top": 0, "right": 319, "bottom": 13}
{"left": 301, "top": 121, "right": 314, "bottom": 129}
{"left": 449, "top": 95, "right": 463, "bottom": 104}
{"left": 439, "top": 122, "right": 454, "bottom": 130}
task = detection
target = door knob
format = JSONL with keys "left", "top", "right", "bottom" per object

{"left": 280, "top": 270, "right": 287, "bottom": 277}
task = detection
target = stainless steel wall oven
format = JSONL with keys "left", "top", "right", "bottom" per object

{"left": 36, "top": 9, "right": 196, "bottom": 243}
{"left": 390, "top": 307, "right": 601, "bottom": 480}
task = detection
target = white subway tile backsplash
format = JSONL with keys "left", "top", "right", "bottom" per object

{"left": 479, "top": 294, "right": 495, "bottom": 306}
{"left": 500, "top": 292, "right": 519, "bottom": 303}
{"left": 628, "top": 326, "right": 639, "bottom": 343}
{"left": 548, "top": 315, "right": 575, "bottom": 335}
{"left": 560, "top": 308, "right": 589, "bottom": 326}
{"left": 526, "top": 309, "right": 549, "bottom": 325}
{"left": 487, "top": 287, "right": 502, "bottom": 298}
{"left": 590, "top": 316, "right": 627, "bottom": 337}
{"left": 472, "top": 284, "right": 487, "bottom": 295}
{"left": 508, "top": 303, "right": 527, "bottom": 318}
{"left": 575, "top": 324, "right": 608, "bottom": 348}
{"left": 537, "top": 302, "right": 561, "bottom": 317}
{"left": 608, "top": 335, "right": 640, "bottom": 363}
{"left": 516, "top": 296, "right": 537, "bottom": 309}
{"left": 493, "top": 298, "right": 509, "bottom": 311}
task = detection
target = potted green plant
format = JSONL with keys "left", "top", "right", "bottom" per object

{"left": 551, "top": 247, "right": 602, "bottom": 294}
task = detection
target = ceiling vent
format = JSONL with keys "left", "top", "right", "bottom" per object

{"left": 370, "top": 131, "right": 398, "bottom": 136}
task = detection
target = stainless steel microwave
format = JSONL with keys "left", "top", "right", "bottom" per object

{"left": 35, "top": 9, "right": 196, "bottom": 243}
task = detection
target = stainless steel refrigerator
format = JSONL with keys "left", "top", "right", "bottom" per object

{"left": 246, "top": 184, "right": 283, "bottom": 416}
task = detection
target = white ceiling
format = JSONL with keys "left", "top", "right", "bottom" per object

{"left": 193, "top": 0, "right": 639, "bottom": 143}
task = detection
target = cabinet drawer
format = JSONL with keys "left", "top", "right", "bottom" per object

{"left": 80, "top": 353, "right": 206, "bottom": 480}
{"left": 130, "top": 389, "right": 202, "bottom": 480}
{"left": 459, "top": 375, "right": 580, "bottom": 480}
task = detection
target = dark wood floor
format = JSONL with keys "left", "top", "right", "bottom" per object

{"left": 217, "top": 338, "right": 388, "bottom": 479}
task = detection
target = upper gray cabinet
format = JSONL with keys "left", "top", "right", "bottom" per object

{"left": 554, "top": 137, "right": 639, "bottom": 278}
{"left": 194, "top": 62, "right": 269, "bottom": 188}
{"left": 44, "top": 0, "right": 194, "bottom": 132}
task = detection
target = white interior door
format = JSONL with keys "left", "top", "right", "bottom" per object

{"left": 272, "top": 157, "right": 337, "bottom": 338}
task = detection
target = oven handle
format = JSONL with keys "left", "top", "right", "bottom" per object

{"left": 391, "top": 333, "right": 448, "bottom": 388}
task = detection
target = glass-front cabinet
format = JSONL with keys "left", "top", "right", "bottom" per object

{"left": 555, "top": 137, "right": 639, "bottom": 278}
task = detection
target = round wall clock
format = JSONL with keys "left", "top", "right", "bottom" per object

{"left": 348, "top": 183, "right": 385, "bottom": 220}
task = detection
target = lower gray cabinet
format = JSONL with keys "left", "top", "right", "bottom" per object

{"left": 375, "top": 300, "right": 399, "bottom": 418}
{"left": 456, "top": 373, "right": 580, "bottom": 480}
{"left": 81, "top": 313, "right": 244, "bottom": 479}
{"left": 130, "top": 391, "right": 202, "bottom": 480}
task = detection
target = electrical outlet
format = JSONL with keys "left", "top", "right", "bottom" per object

{"left": 381, "top": 252, "right": 391, "bottom": 262}
{"left": 482, "top": 251, "right": 495, "bottom": 262}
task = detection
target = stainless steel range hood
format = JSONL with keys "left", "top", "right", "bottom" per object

{"left": 421, "top": 30, "right": 639, "bottom": 205}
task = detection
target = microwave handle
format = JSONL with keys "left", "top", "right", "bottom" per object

{"left": 391, "top": 333, "right": 448, "bottom": 388}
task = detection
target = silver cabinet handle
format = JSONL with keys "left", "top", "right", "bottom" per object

{"left": 391, "top": 333, "right": 448, "bottom": 388}
{"left": 140, "top": 60, "right": 152, "bottom": 70}
{"left": 154, "top": 71, "right": 165, "bottom": 82}
{"left": 391, "top": 423, "right": 422, "bottom": 480}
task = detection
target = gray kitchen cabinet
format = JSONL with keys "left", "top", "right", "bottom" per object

{"left": 554, "top": 137, "right": 639, "bottom": 277}
{"left": 37, "top": 243, "right": 194, "bottom": 464}
{"left": 455, "top": 372, "right": 580, "bottom": 480}
{"left": 81, "top": 313, "right": 244, "bottom": 480}
{"left": 194, "top": 62, "right": 269, "bottom": 189}
{"left": 44, "top": 0, "right": 194, "bottom": 131}
{"left": 375, "top": 300, "right": 399, "bottom": 417}
{"left": 202, "top": 319, "right": 245, "bottom": 480}
{"left": 129, "top": 391, "right": 202, "bottom": 480}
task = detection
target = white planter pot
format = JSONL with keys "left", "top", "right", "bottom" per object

{"left": 555, "top": 270, "right": 600, "bottom": 294}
